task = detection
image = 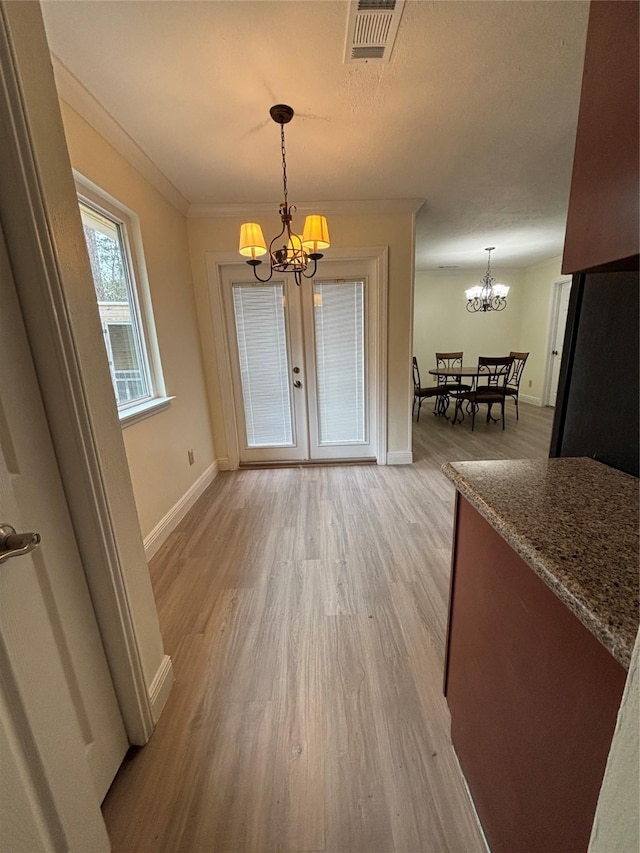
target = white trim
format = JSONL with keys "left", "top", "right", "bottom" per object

{"left": 119, "top": 395, "right": 174, "bottom": 427}
{"left": 519, "top": 393, "right": 543, "bottom": 407}
{"left": 75, "top": 174, "right": 169, "bottom": 412}
{"left": 407, "top": 209, "right": 417, "bottom": 459}
{"left": 144, "top": 461, "right": 219, "bottom": 560}
{"left": 387, "top": 450, "right": 413, "bottom": 465}
{"left": 543, "top": 277, "right": 572, "bottom": 406}
{"left": 0, "top": 4, "right": 152, "bottom": 846}
{"left": 207, "top": 254, "right": 242, "bottom": 470}
{"left": 375, "top": 247, "right": 389, "bottom": 465}
{"left": 206, "top": 247, "right": 388, "bottom": 469}
{"left": 189, "top": 198, "right": 425, "bottom": 218}
{"left": 148, "top": 655, "right": 175, "bottom": 724}
{"left": 51, "top": 55, "right": 189, "bottom": 216}
{"left": 0, "top": 3, "right": 155, "bottom": 750}
{"left": 217, "top": 457, "right": 231, "bottom": 471}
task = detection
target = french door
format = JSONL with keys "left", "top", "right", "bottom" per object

{"left": 222, "top": 259, "right": 378, "bottom": 464}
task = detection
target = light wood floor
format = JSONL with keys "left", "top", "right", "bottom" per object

{"left": 103, "top": 403, "right": 554, "bottom": 853}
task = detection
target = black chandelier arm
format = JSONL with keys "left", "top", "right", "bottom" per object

{"left": 301, "top": 254, "right": 323, "bottom": 280}
{"left": 246, "top": 259, "right": 274, "bottom": 283}
{"left": 466, "top": 294, "right": 508, "bottom": 313}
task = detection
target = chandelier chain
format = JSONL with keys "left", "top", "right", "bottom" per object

{"left": 280, "top": 122, "right": 288, "bottom": 209}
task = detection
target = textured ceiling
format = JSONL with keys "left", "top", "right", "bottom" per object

{"left": 41, "top": 0, "right": 589, "bottom": 270}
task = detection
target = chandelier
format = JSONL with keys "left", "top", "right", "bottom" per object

{"left": 238, "top": 104, "right": 330, "bottom": 286}
{"left": 465, "top": 247, "right": 509, "bottom": 312}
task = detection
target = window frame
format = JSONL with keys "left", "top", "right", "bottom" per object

{"left": 75, "top": 173, "right": 173, "bottom": 426}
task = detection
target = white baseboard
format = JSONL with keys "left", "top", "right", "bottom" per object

{"left": 144, "top": 461, "right": 219, "bottom": 559}
{"left": 148, "top": 655, "right": 174, "bottom": 724}
{"left": 519, "top": 394, "right": 542, "bottom": 407}
{"left": 216, "top": 456, "right": 231, "bottom": 471}
{"left": 387, "top": 450, "right": 413, "bottom": 465}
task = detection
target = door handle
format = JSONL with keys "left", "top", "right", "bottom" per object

{"left": 293, "top": 380, "right": 302, "bottom": 389}
{"left": 0, "top": 524, "right": 41, "bottom": 565}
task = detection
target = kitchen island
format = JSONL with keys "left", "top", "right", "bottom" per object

{"left": 442, "top": 457, "right": 639, "bottom": 853}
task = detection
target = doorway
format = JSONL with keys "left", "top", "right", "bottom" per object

{"left": 214, "top": 253, "right": 387, "bottom": 467}
{"left": 545, "top": 278, "right": 572, "bottom": 406}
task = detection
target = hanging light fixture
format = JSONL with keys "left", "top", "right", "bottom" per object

{"left": 239, "top": 104, "right": 330, "bottom": 286}
{"left": 465, "top": 247, "right": 510, "bottom": 312}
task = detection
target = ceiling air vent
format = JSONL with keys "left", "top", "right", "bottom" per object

{"left": 344, "top": 0, "right": 406, "bottom": 64}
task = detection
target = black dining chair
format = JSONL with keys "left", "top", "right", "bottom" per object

{"left": 504, "top": 351, "right": 529, "bottom": 419}
{"left": 450, "top": 356, "right": 514, "bottom": 430}
{"left": 435, "top": 352, "right": 472, "bottom": 395}
{"left": 412, "top": 356, "right": 443, "bottom": 421}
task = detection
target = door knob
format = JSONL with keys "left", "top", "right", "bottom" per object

{"left": 0, "top": 523, "right": 41, "bottom": 565}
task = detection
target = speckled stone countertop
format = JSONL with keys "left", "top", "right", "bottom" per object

{"left": 442, "top": 457, "right": 639, "bottom": 669}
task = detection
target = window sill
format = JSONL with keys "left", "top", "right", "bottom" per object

{"left": 119, "top": 396, "right": 175, "bottom": 428}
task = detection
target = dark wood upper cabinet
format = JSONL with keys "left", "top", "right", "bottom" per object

{"left": 562, "top": 1, "right": 639, "bottom": 275}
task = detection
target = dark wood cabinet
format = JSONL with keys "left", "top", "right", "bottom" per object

{"left": 444, "top": 495, "right": 627, "bottom": 853}
{"left": 562, "top": 1, "right": 639, "bottom": 275}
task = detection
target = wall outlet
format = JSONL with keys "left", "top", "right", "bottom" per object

{"left": 528, "top": 380, "right": 532, "bottom": 388}
{"left": 187, "top": 449, "right": 194, "bottom": 465}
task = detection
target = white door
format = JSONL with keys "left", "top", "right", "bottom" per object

{"left": 222, "top": 272, "right": 309, "bottom": 463}
{"left": 548, "top": 279, "right": 572, "bottom": 406}
{"left": 223, "top": 259, "right": 378, "bottom": 464}
{"left": 0, "top": 225, "right": 128, "bottom": 828}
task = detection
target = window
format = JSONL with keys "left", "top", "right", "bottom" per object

{"left": 232, "top": 282, "right": 293, "bottom": 447}
{"left": 77, "top": 183, "right": 170, "bottom": 424}
{"left": 313, "top": 280, "right": 366, "bottom": 443}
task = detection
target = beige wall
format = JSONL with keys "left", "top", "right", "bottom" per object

{"left": 59, "top": 101, "right": 215, "bottom": 538}
{"left": 413, "top": 267, "right": 525, "bottom": 376}
{"left": 518, "top": 256, "right": 567, "bottom": 403}
{"left": 187, "top": 210, "right": 416, "bottom": 461}
{"left": 413, "top": 256, "right": 567, "bottom": 405}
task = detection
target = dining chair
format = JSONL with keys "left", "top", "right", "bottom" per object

{"left": 505, "top": 351, "right": 530, "bottom": 419}
{"left": 412, "top": 356, "right": 442, "bottom": 421}
{"left": 435, "top": 352, "right": 472, "bottom": 394}
{"left": 450, "top": 356, "right": 514, "bottom": 430}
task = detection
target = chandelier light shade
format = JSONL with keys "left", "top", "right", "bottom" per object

{"left": 238, "top": 222, "right": 267, "bottom": 259}
{"left": 465, "top": 247, "right": 510, "bottom": 312}
{"left": 239, "top": 104, "right": 330, "bottom": 286}
{"left": 302, "top": 214, "right": 330, "bottom": 252}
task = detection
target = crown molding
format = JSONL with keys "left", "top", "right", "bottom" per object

{"left": 51, "top": 55, "right": 189, "bottom": 216}
{"left": 187, "top": 198, "right": 425, "bottom": 218}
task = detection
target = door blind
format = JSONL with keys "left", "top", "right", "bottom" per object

{"left": 313, "top": 280, "right": 366, "bottom": 443}
{"left": 232, "top": 283, "right": 293, "bottom": 447}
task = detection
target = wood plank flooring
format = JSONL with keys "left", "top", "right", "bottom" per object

{"left": 103, "top": 403, "right": 554, "bottom": 852}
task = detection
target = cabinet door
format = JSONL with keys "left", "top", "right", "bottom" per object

{"left": 445, "top": 495, "right": 627, "bottom": 853}
{"left": 562, "top": 1, "right": 639, "bottom": 274}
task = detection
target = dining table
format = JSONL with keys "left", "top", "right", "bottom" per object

{"left": 428, "top": 366, "right": 484, "bottom": 380}
{"left": 428, "top": 366, "right": 487, "bottom": 424}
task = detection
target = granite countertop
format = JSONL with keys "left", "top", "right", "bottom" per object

{"left": 442, "top": 457, "right": 639, "bottom": 670}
